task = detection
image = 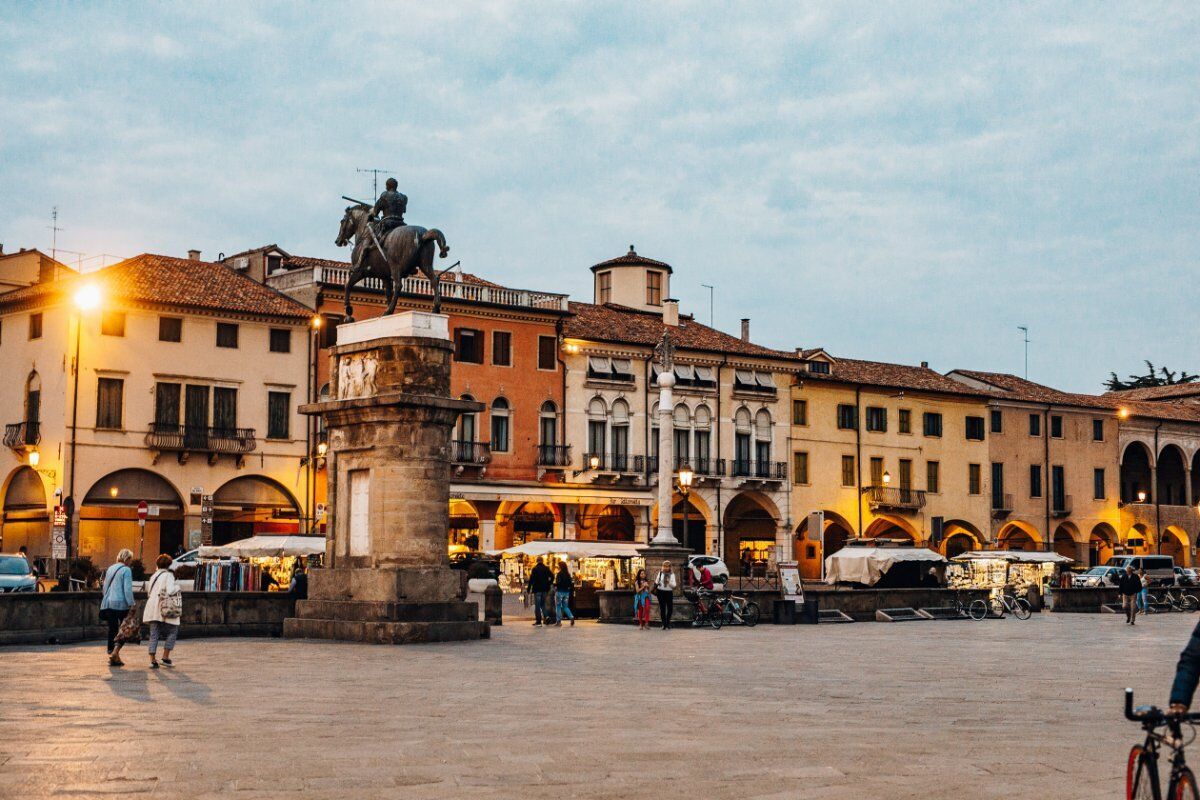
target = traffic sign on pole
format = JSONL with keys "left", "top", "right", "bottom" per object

{"left": 137, "top": 501, "right": 149, "bottom": 521}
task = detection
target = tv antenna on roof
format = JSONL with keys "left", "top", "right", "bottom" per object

{"left": 356, "top": 168, "right": 395, "bottom": 198}
{"left": 1018, "top": 325, "right": 1030, "bottom": 379}
{"left": 47, "top": 206, "right": 63, "bottom": 265}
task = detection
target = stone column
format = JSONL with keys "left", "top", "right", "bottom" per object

{"left": 284, "top": 311, "right": 489, "bottom": 645}
{"left": 1185, "top": 468, "right": 1193, "bottom": 508}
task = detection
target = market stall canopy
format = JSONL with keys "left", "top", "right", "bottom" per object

{"left": 824, "top": 547, "right": 946, "bottom": 586}
{"left": 198, "top": 535, "right": 326, "bottom": 559}
{"left": 499, "top": 541, "right": 644, "bottom": 559}
{"left": 953, "top": 550, "right": 1074, "bottom": 564}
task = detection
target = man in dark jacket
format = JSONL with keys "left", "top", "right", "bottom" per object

{"left": 1170, "top": 621, "right": 1200, "bottom": 714}
{"left": 527, "top": 557, "right": 553, "bottom": 627}
{"left": 1117, "top": 565, "right": 1143, "bottom": 625}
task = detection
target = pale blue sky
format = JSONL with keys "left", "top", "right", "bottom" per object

{"left": 2, "top": 2, "right": 1197, "bottom": 391}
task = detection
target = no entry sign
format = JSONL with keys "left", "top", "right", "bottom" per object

{"left": 137, "top": 501, "right": 149, "bottom": 521}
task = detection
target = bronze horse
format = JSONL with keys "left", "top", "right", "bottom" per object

{"left": 334, "top": 204, "right": 449, "bottom": 319}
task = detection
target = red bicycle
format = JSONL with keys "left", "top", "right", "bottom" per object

{"left": 1126, "top": 688, "right": 1200, "bottom": 799}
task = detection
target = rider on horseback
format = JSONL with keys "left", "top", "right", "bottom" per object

{"left": 370, "top": 178, "right": 407, "bottom": 241}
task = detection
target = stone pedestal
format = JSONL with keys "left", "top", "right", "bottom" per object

{"left": 638, "top": 542, "right": 696, "bottom": 623}
{"left": 283, "top": 311, "right": 490, "bottom": 644}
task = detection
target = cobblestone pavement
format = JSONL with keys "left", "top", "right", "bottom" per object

{"left": 1, "top": 613, "right": 1195, "bottom": 799}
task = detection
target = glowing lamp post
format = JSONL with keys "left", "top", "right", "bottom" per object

{"left": 64, "top": 284, "right": 101, "bottom": 582}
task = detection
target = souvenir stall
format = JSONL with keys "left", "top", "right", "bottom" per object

{"left": 496, "top": 540, "right": 644, "bottom": 617}
{"left": 948, "top": 550, "right": 1073, "bottom": 593}
{"left": 823, "top": 546, "right": 946, "bottom": 587}
{"left": 196, "top": 535, "right": 325, "bottom": 592}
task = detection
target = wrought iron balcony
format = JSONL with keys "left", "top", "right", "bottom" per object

{"left": 3, "top": 421, "right": 40, "bottom": 450}
{"left": 536, "top": 444, "right": 571, "bottom": 468}
{"left": 866, "top": 486, "right": 926, "bottom": 512}
{"left": 145, "top": 423, "right": 257, "bottom": 455}
{"left": 689, "top": 457, "right": 726, "bottom": 477}
{"left": 582, "top": 451, "right": 606, "bottom": 471}
{"left": 732, "top": 460, "right": 787, "bottom": 480}
{"left": 991, "top": 493, "right": 1014, "bottom": 517}
{"left": 1052, "top": 495, "right": 1072, "bottom": 518}
{"left": 452, "top": 440, "right": 491, "bottom": 465}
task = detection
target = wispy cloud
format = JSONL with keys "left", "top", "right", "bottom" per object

{"left": 1, "top": 2, "right": 1196, "bottom": 391}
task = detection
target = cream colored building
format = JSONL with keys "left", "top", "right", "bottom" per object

{"left": 0, "top": 252, "right": 315, "bottom": 569}
{"left": 560, "top": 248, "right": 800, "bottom": 573}
{"left": 789, "top": 359, "right": 993, "bottom": 578}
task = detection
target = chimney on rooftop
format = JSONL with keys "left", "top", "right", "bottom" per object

{"left": 663, "top": 298, "right": 679, "bottom": 327}
{"left": 187, "top": 249, "right": 201, "bottom": 261}
{"left": 741, "top": 318, "right": 750, "bottom": 342}
{"left": 920, "top": 361, "right": 929, "bottom": 369}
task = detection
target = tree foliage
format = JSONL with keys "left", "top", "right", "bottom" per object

{"left": 1105, "top": 361, "right": 1199, "bottom": 391}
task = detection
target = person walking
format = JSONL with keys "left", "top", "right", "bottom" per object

{"left": 1137, "top": 568, "right": 1152, "bottom": 615}
{"left": 553, "top": 560, "right": 575, "bottom": 627}
{"left": 289, "top": 561, "right": 308, "bottom": 600}
{"left": 633, "top": 568, "right": 652, "bottom": 630}
{"left": 655, "top": 560, "right": 677, "bottom": 630}
{"left": 526, "top": 556, "right": 553, "bottom": 626}
{"left": 143, "top": 554, "right": 182, "bottom": 668}
{"left": 1118, "top": 564, "right": 1142, "bottom": 625}
{"left": 740, "top": 549, "right": 752, "bottom": 579}
{"left": 99, "top": 549, "right": 135, "bottom": 666}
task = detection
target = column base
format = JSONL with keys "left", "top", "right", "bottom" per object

{"left": 638, "top": 541, "right": 696, "bottom": 622}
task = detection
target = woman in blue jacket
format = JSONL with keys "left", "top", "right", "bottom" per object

{"left": 99, "top": 549, "right": 135, "bottom": 666}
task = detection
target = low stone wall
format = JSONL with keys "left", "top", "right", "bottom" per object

{"left": 599, "top": 587, "right": 994, "bottom": 623}
{"left": 0, "top": 592, "right": 296, "bottom": 646}
{"left": 1046, "top": 587, "right": 1122, "bottom": 613}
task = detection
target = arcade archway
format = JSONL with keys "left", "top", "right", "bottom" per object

{"left": 81, "top": 469, "right": 185, "bottom": 565}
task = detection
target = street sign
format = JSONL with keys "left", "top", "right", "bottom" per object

{"left": 52, "top": 505, "right": 68, "bottom": 559}
{"left": 200, "top": 494, "right": 214, "bottom": 545}
{"left": 190, "top": 487, "right": 204, "bottom": 506}
{"left": 137, "top": 501, "right": 149, "bottom": 521}
{"left": 315, "top": 502, "right": 327, "bottom": 520}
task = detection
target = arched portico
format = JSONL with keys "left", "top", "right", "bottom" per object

{"left": 1158, "top": 445, "right": 1189, "bottom": 506}
{"left": 723, "top": 491, "right": 781, "bottom": 576}
{"left": 210, "top": 475, "right": 301, "bottom": 545}
{"left": 864, "top": 514, "right": 919, "bottom": 544}
{"left": 0, "top": 466, "right": 50, "bottom": 559}
{"left": 449, "top": 498, "right": 480, "bottom": 549}
{"left": 997, "top": 520, "right": 1042, "bottom": 551}
{"left": 80, "top": 469, "right": 186, "bottom": 565}
{"left": 1121, "top": 441, "right": 1154, "bottom": 504}
{"left": 1089, "top": 523, "right": 1117, "bottom": 567}
{"left": 794, "top": 509, "right": 854, "bottom": 580}
{"left": 1053, "top": 522, "right": 1080, "bottom": 559}
{"left": 1163, "top": 525, "right": 1190, "bottom": 567}
{"left": 941, "top": 520, "right": 984, "bottom": 558}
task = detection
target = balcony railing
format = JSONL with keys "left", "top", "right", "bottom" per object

{"left": 582, "top": 452, "right": 606, "bottom": 471}
{"left": 866, "top": 486, "right": 927, "bottom": 512}
{"left": 3, "top": 421, "right": 40, "bottom": 450}
{"left": 581, "top": 453, "right": 646, "bottom": 474}
{"left": 145, "top": 423, "right": 257, "bottom": 454}
{"left": 536, "top": 444, "right": 571, "bottom": 467}
{"left": 991, "top": 493, "right": 1014, "bottom": 517}
{"left": 281, "top": 266, "right": 572, "bottom": 311}
{"left": 1052, "top": 495, "right": 1072, "bottom": 518}
{"left": 732, "top": 460, "right": 788, "bottom": 480}
{"left": 452, "top": 440, "right": 491, "bottom": 465}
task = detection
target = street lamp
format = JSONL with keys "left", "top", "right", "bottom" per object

{"left": 1138, "top": 490, "right": 1148, "bottom": 503}
{"left": 677, "top": 461, "right": 694, "bottom": 558}
{"left": 882, "top": 471, "right": 891, "bottom": 485}
{"left": 589, "top": 454, "right": 600, "bottom": 470}
{"left": 65, "top": 283, "right": 101, "bottom": 584}
{"left": 28, "top": 449, "right": 40, "bottom": 468}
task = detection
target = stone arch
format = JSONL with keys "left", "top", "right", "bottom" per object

{"left": 1125, "top": 523, "right": 1154, "bottom": 556}
{"left": 1053, "top": 522, "right": 1080, "bottom": 559}
{"left": 1121, "top": 440, "right": 1154, "bottom": 503}
{"left": 1163, "top": 525, "right": 1190, "bottom": 567}
{"left": 209, "top": 475, "right": 301, "bottom": 544}
{"left": 793, "top": 509, "right": 855, "bottom": 578}
{"left": 864, "top": 514, "right": 919, "bottom": 543}
{"left": 1089, "top": 523, "right": 1117, "bottom": 567}
{"left": 941, "top": 519, "right": 984, "bottom": 558}
{"left": 0, "top": 466, "right": 51, "bottom": 557}
{"left": 448, "top": 498, "right": 480, "bottom": 550}
{"left": 498, "top": 500, "right": 559, "bottom": 548}
{"left": 997, "top": 520, "right": 1042, "bottom": 550}
{"left": 80, "top": 469, "right": 187, "bottom": 565}
{"left": 723, "top": 490, "right": 781, "bottom": 576}
{"left": 1157, "top": 444, "right": 1189, "bottom": 506}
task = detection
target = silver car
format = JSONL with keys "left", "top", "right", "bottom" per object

{"left": 0, "top": 554, "right": 38, "bottom": 593}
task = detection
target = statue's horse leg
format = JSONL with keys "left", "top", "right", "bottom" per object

{"left": 422, "top": 229, "right": 448, "bottom": 315}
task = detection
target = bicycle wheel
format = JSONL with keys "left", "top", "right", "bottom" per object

{"left": 706, "top": 603, "right": 723, "bottom": 630}
{"left": 741, "top": 602, "right": 760, "bottom": 628}
{"left": 1184, "top": 595, "right": 1200, "bottom": 612}
{"left": 968, "top": 599, "right": 988, "bottom": 620}
{"left": 1174, "top": 768, "right": 1200, "bottom": 800}
{"left": 1012, "top": 598, "right": 1032, "bottom": 620}
{"left": 1128, "top": 745, "right": 1159, "bottom": 800}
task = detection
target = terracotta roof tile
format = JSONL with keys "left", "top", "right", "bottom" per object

{"left": 0, "top": 253, "right": 313, "bottom": 321}
{"left": 278, "top": 253, "right": 506, "bottom": 289}
{"left": 950, "top": 370, "right": 1200, "bottom": 423}
{"left": 564, "top": 302, "right": 796, "bottom": 361}
{"left": 806, "top": 359, "right": 994, "bottom": 397}
{"left": 1104, "top": 383, "right": 1200, "bottom": 401}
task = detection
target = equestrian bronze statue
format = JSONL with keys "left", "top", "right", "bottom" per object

{"left": 335, "top": 183, "right": 449, "bottom": 319}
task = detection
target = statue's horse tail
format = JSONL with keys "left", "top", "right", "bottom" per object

{"left": 422, "top": 228, "right": 449, "bottom": 259}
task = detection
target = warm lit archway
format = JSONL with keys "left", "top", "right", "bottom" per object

{"left": 941, "top": 519, "right": 984, "bottom": 558}
{"left": 1089, "top": 523, "right": 1117, "bottom": 567}
{"left": 1163, "top": 526, "right": 1190, "bottom": 567}
{"left": 997, "top": 521, "right": 1042, "bottom": 551}
{"left": 723, "top": 491, "right": 781, "bottom": 576}
{"left": 0, "top": 466, "right": 50, "bottom": 558}
{"left": 793, "top": 510, "right": 855, "bottom": 579}
{"left": 1121, "top": 441, "right": 1154, "bottom": 503}
{"left": 864, "top": 514, "right": 919, "bottom": 543}
{"left": 1053, "top": 522, "right": 1080, "bottom": 559}
{"left": 1158, "top": 445, "right": 1189, "bottom": 506}
{"left": 81, "top": 469, "right": 186, "bottom": 565}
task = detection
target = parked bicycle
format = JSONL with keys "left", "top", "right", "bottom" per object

{"left": 969, "top": 590, "right": 1031, "bottom": 621}
{"left": 949, "top": 592, "right": 975, "bottom": 619}
{"left": 1151, "top": 590, "right": 1200, "bottom": 613}
{"left": 1125, "top": 688, "right": 1200, "bottom": 799}
{"left": 711, "top": 591, "right": 760, "bottom": 627}
{"left": 687, "top": 589, "right": 723, "bottom": 630}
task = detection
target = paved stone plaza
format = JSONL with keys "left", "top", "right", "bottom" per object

{"left": 1, "top": 613, "right": 1196, "bottom": 799}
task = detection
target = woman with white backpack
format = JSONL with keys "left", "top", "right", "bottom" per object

{"left": 143, "top": 553, "right": 183, "bottom": 668}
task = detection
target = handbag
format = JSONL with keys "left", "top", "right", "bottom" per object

{"left": 115, "top": 606, "right": 142, "bottom": 644}
{"left": 149, "top": 572, "right": 183, "bottom": 619}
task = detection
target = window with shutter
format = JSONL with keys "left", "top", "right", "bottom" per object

{"left": 267, "top": 392, "right": 290, "bottom": 439}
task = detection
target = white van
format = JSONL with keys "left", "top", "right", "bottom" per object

{"left": 1104, "top": 555, "right": 1176, "bottom": 586}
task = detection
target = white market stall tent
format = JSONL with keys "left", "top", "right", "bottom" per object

{"left": 497, "top": 540, "right": 644, "bottom": 559}
{"left": 198, "top": 535, "right": 326, "bottom": 559}
{"left": 948, "top": 550, "right": 1072, "bottom": 592}
{"left": 824, "top": 547, "right": 946, "bottom": 586}
{"left": 954, "top": 550, "right": 1074, "bottom": 564}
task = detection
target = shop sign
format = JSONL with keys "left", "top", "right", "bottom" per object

{"left": 51, "top": 503, "right": 68, "bottom": 559}
{"left": 52, "top": 505, "right": 68, "bottom": 527}
{"left": 188, "top": 529, "right": 202, "bottom": 549}
{"left": 148, "top": 505, "right": 161, "bottom": 517}
{"left": 777, "top": 561, "right": 803, "bottom": 603}
{"left": 190, "top": 486, "right": 204, "bottom": 506}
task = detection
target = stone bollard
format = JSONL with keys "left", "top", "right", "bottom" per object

{"left": 483, "top": 584, "right": 503, "bottom": 626}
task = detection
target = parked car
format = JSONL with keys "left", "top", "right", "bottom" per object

{"left": 1072, "top": 566, "right": 1124, "bottom": 587}
{"left": 449, "top": 552, "right": 501, "bottom": 580}
{"left": 1176, "top": 567, "right": 1199, "bottom": 586}
{"left": 0, "top": 554, "right": 38, "bottom": 593}
{"left": 1105, "top": 555, "right": 1175, "bottom": 586}
{"left": 688, "top": 555, "right": 730, "bottom": 585}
